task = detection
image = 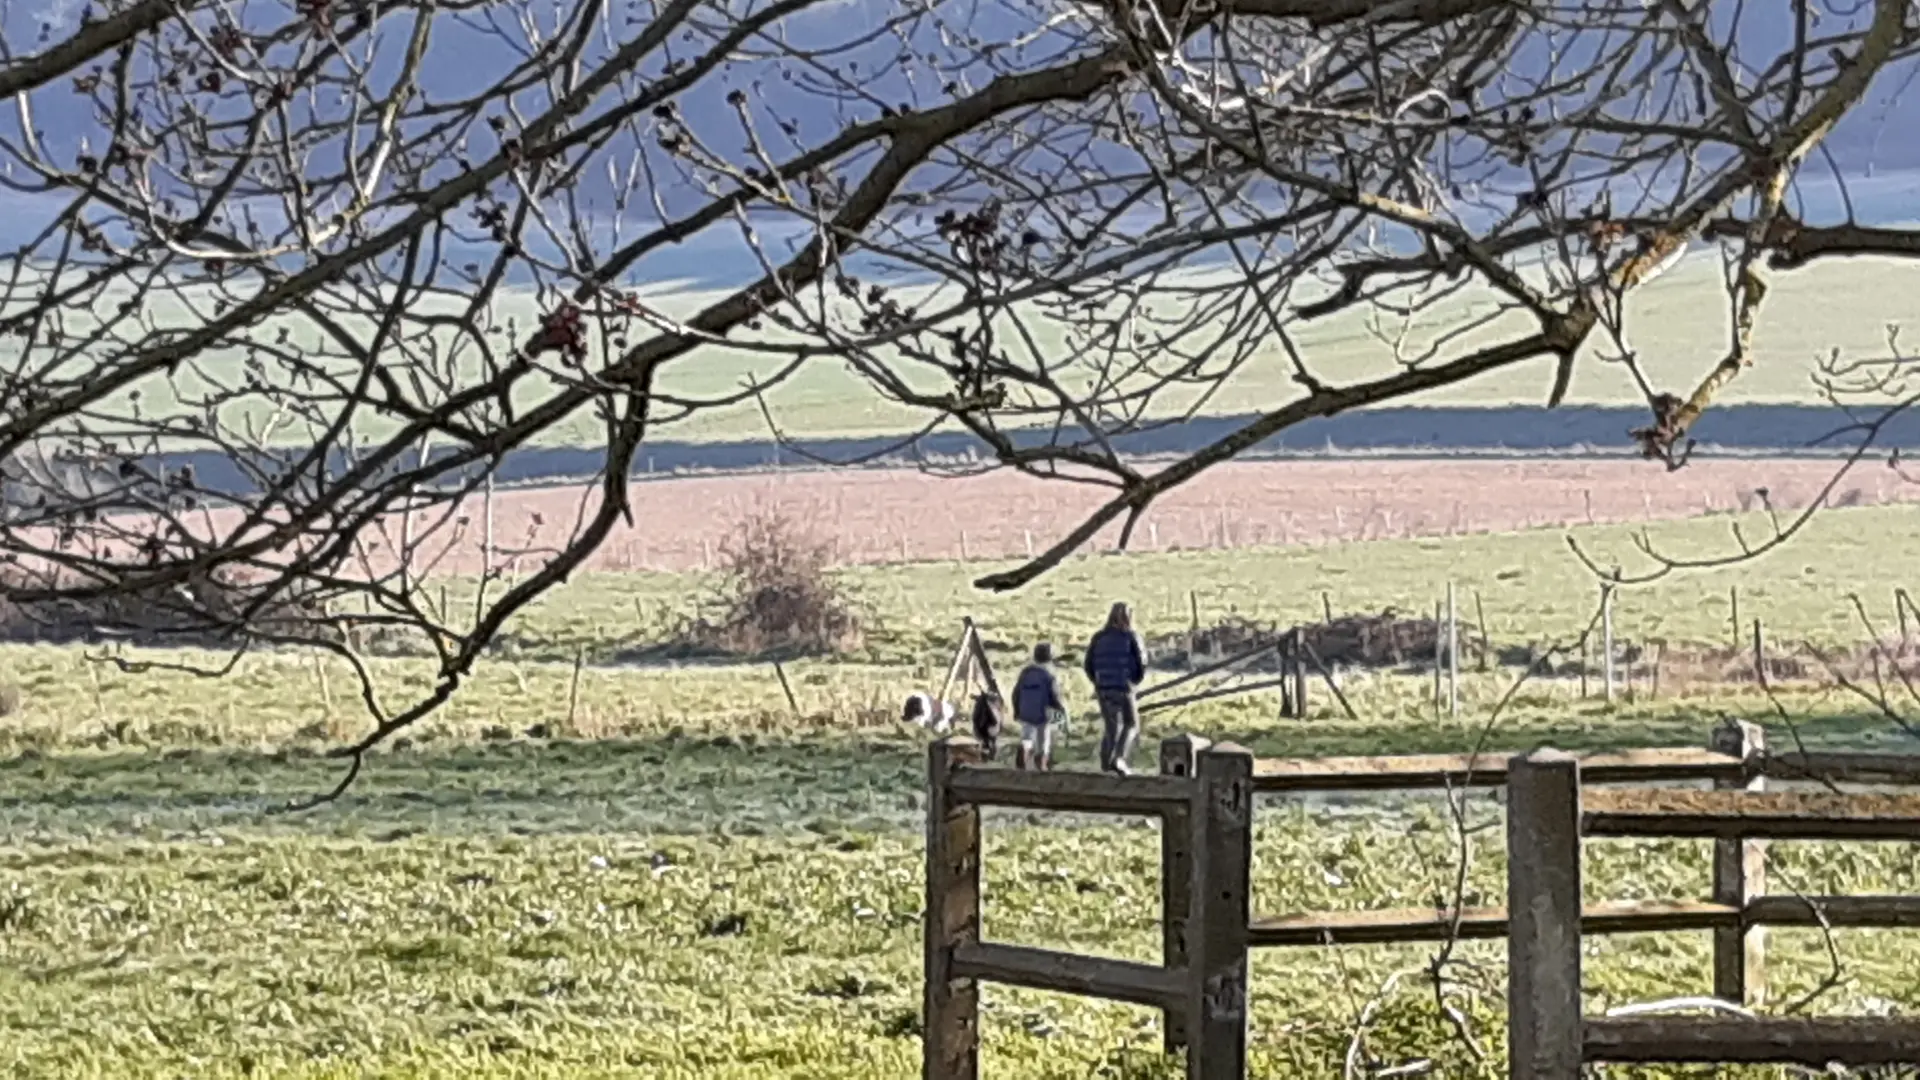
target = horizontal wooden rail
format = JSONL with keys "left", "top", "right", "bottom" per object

{"left": 949, "top": 942, "right": 1183, "bottom": 1010}
{"left": 1765, "top": 750, "right": 1920, "bottom": 785}
{"left": 946, "top": 766, "right": 1188, "bottom": 815}
{"left": 1251, "top": 895, "right": 1920, "bottom": 948}
{"left": 1251, "top": 748, "right": 1740, "bottom": 793}
{"left": 1249, "top": 901, "right": 1736, "bottom": 948}
{"left": 1744, "top": 894, "right": 1920, "bottom": 927}
{"left": 1584, "top": 1017, "right": 1920, "bottom": 1065}
{"left": 1584, "top": 789, "right": 1920, "bottom": 840}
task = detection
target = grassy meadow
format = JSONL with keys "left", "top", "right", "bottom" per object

{"left": 5, "top": 504, "right": 1920, "bottom": 1077}
{"left": 43, "top": 252, "right": 1920, "bottom": 449}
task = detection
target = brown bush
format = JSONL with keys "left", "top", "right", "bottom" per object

{"left": 679, "top": 508, "right": 864, "bottom": 658}
{"left": 1149, "top": 609, "right": 1458, "bottom": 672}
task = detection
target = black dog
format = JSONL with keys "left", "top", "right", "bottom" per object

{"left": 970, "top": 691, "right": 1005, "bottom": 760}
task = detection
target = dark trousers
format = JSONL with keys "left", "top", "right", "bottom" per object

{"left": 1096, "top": 690, "right": 1139, "bottom": 772}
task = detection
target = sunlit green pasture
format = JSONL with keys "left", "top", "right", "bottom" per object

{"left": 4, "top": 505, "right": 1920, "bottom": 1077}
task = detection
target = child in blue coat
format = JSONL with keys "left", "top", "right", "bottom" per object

{"left": 1010, "top": 642, "right": 1068, "bottom": 771}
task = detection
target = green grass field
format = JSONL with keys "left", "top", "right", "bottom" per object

{"left": 5, "top": 505, "right": 1920, "bottom": 1077}
{"left": 33, "top": 253, "right": 1920, "bottom": 448}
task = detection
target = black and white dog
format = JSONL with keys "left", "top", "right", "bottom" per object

{"left": 902, "top": 691, "right": 957, "bottom": 733}
{"left": 904, "top": 689, "right": 1005, "bottom": 759}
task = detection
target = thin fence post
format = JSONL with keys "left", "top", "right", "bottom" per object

{"left": 398, "top": 487, "right": 414, "bottom": 595}
{"left": 1507, "top": 748, "right": 1583, "bottom": 1080}
{"left": 1900, "top": 588, "right": 1911, "bottom": 646}
{"left": 1578, "top": 631, "right": 1589, "bottom": 699}
{"left": 1187, "top": 743, "right": 1253, "bottom": 1080}
{"left": 1159, "top": 734, "right": 1210, "bottom": 1054}
{"left": 482, "top": 470, "right": 496, "bottom": 577}
{"left": 924, "top": 736, "right": 984, "bottom": 1080}
{"left": 1446, "top": 582, "right": 1459, "bottom": 717}
{"left": 1711, "top": 719, "right": 1768, "bottom": 1007}
{"left": 1601, "top": 586, "right": 1615, "bottom": 704}
{"left": 1475, "top": 589, "right": 1491, "bottom": 673}
{"left": 1433, "top": 600, "right": 1444, "bottom": 715}
{"left": 1278, "top": 640, "right": 1295, "bottom": 719}
{"left": 1289, "top": 629, "right": 1308, "bottom": 720}
{"left": 1752, "top": 618, "right": 1766, "bottom": 687}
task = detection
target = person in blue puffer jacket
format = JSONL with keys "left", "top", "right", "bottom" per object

{"left": 1010, "top": 642, "right": 1067, "bottom": 771}
{"left": 1082, "top": 601, "right": 1147, "bottom": 774}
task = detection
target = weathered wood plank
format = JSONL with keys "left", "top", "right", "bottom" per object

{"left": 925, "top": 737, "right": 983, "bottom": 1080}
{"left": 1250, "top": 747, "right": 1740, "bottom": 793}
{"left": 1710, "top": 720, "right": 1767, "bottom": 1007}
{"left": 947, "top": 766, "right": 1188, "bottom": 815}
{"left": 1745, "top": 894, "right": 1920, "bottom": 928}
{"left": 1158, "top": 735, "right": 1208, "bottom": 1053}
{"left": 949, "top": 942, "right": 1181, "bottom": 1009}
{"left": 1584, "top": 1017, "right": 1920, "bottom": 1064}
{"left": 1584, "top": 789, "right": 1920, "bottom": 840}
{"left": 1187, "top": 744, "right": 1253, "bottom": 1080}
{"left": 1249, "top": 901, "right": 1738, "bottom": 948}
{"left": 1764, "top": 750, "right": 1920, "bottom": 785}
{"left": 1507, "top": 749, "right": 1584, "bottom": 1080}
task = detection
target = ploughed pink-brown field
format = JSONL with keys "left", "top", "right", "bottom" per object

{"left": 415, "top": 457, "right": 1918, "bottom": 576}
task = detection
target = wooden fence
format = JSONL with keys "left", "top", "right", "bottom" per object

{"left": 922, "top": 721, "right": 1920, "bottom": 1080}
{"left": 1509, "top": 748, "right": 1920, "bottom": 1075}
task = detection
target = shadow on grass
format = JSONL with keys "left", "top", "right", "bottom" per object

{"left": 3, "top": 700, "right": 1911, "bottom": 840}
{"left": 0, "top": 733, "right": 927, "bottom": 840}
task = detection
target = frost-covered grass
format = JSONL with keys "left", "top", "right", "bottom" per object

{"left": 5, "top": 767, "right": 1920, "bottom": 1079}
{"left": 5, "top": 505, "right": 1920, "bottom": 1076}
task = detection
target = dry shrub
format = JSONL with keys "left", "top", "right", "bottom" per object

{"left": 680, "top": 509, "right": 863, "bottom": 658}
{"left": 1630, "top": 641, "right": 1810, "bottom": 695}
{"left": 1149, "top": 609, "right": 1456, "bottom": 672}
{"left": 0, "top": 562, "right": 335, "bottom": 648}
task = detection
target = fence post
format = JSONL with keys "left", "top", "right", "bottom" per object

{"left": 1446, "top": 581, "right": 1459, "bottom": 717}
{"left": 1289, "top": 629, "right": 1308, "bottom": 719}
{"left": 1507, "top": 749, "right": 1583, "bottom": 1080}
{"left": 924, "top": 736, "right": 984, "bottom": 1080}
{"left": 1433, "top": 600, "right": 1445, "bottom": 715}
{"left": 1475, "top": 588, "right": 1491, "bottom": 672}
{"left": 1187, "top": 743, "right": 1254, "bottom": 1080}
{"left": 1711, "top": 719, "right": 1768, "bottom": 1007}
{"left": 1159, "top": 734, "right": 1210, "bottom": 1054}
{"left": 1601, "top": 586, "right": 1615, "bottom": 704}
